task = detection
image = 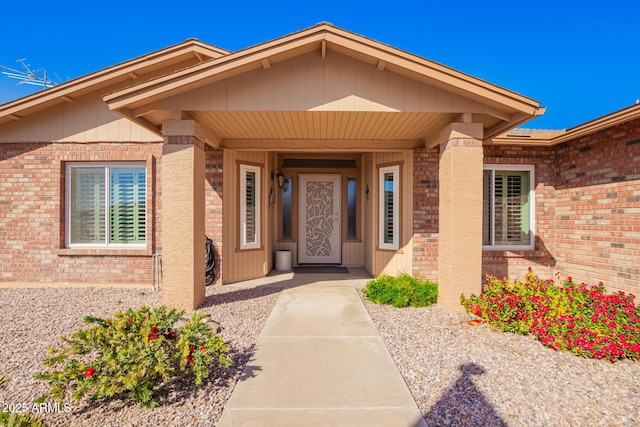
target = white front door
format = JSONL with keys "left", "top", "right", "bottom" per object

{"left": 298, "top": 174, "right": 341, "bottom": 264}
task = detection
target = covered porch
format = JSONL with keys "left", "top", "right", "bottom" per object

{"left": 103, "top": 23, "right": 543, "bottom": 312}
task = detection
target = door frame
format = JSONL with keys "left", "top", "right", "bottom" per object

{"left": 297, "top": 173, "right": 342, "bottom": 264}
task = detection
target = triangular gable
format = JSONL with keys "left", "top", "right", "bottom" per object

{"left": 104, "top": 23, "right": 544, "bottom": 143}
{"left": 0, "top": 39, "right": 229, "bottom": 125}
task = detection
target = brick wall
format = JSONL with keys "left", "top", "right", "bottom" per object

{"left": 482, "top": 145, "right": 557, "bottom": 280}
{"left": 0, "top": 142, "right": 162, "bottom": 286}
{"left": 4, "top": 118, "right": 638, "bottom": 295}
{"left": 412, "top": 144, "right": 559, "bottom": 283}
{"left": 412, "top": 147, "right": 439, "bottom": 279}
{"left": 554, "top": 118, "right": 640, "bottom": 293}
{"left": 205, "top": 147, "right": 223, "bottom": 284}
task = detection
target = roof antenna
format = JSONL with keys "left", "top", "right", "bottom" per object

{"left": 0, "top": 58, "right": 59, "bottom": 90}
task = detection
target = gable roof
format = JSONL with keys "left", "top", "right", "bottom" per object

{"left": 103, "top": 23, "right": 544, "bottom": 143}
{"left": 0, "top": 39, "right": 229, "bottom": 125}
{"left": 0, "top": 23, "right": 544, "bottom": 146}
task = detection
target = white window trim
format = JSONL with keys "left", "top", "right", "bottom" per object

{"left": 379, "top": 165, "right": 399, "bottom": 251}
{"left": 239, "top": 163, "right": 261, "bottom": 250}
{"left": 66, "top": 162, "right": 147, "bottom": 249}
{"left": 483, "top": 164, "right": 535, "bottom": 251}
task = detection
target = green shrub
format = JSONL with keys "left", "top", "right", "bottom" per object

{"left": 461, "top": 269, "right": 640, "bottom": 362}
{"left": 363, "top": 273, "right": 438, "bottom": 307}
{"left": 34, "top": 306, "right": 232, "bottom": 408}
{"left": 0, "top": 376, "right": 47, "bottom": 427}
{"left": 0, "top": 410, "right": 47, "bottom": 427}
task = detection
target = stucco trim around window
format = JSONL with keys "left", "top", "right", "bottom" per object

{"left": 482, "top": 164, "right": 535, "bottom": 251}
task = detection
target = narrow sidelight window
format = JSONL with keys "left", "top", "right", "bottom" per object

{"left": 379, "top": 165, "right": 399, "bottom": 250}
{"left": 281, "top": 176, "right": 292, "bottom": 239}
{"left": 240, "top": 164, "right": 261, "bottom": 249}
{"left": 347, "top": 178, "right": 357, "bottom": 240}
{"left": 483, "top": 165, "right": 534, "bottom": 250}
{"left": 67, "top": 163, "right": 146, "bottom": 247}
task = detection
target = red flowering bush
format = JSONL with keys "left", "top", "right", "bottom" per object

{"left": 35, "top": 306, "right": 232, "bottom": 408}
{"left": 460, "top": 269, "right": 640, "bottom": 362}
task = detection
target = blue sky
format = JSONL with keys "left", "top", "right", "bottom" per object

{"left": 1, "top": 0, "right": 638, "bottom": 130}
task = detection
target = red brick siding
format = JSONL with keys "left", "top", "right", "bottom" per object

{"left": 205, "top": 147, "right": 223, "bottom": 284}
{"left": 554, "top": 119, "right": 640, "bottom": 293}
{"left": 412, "top": 147, "right": 439, "bottom": 279}
{"left": 481, "top": 145, "right": 558, "bottom": 280}
{"left": 0, "top": 142, "right": 162, "bottom": 286}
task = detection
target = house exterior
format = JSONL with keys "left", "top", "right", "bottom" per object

{"left": 1, "top": 23, "right": 638, "bottom": 313}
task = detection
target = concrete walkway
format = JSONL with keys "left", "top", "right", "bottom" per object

{"left": 218, "top": 270, "right": 427, "bottom": 427}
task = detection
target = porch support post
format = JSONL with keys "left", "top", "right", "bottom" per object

{"left": 437, "top": 122, "right": 484, "bottom": 312}
{"left": 161, "top": 119, "right": 206, "bottom": 311}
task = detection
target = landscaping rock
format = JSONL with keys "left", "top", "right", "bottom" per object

{"left": 0, "top": 285, "right": 281, "bottom": 427}
{"left": 362, "top": 297, "right": 640, "bottom": 427}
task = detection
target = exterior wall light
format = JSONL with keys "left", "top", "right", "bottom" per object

{"left": 271, "top": 169, "right": 287, "bottom": 189}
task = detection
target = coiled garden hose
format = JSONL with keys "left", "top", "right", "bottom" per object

{"left": 205, "top": 235, "right": 217, "bottom": 285}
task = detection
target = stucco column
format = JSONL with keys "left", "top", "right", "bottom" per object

{"left": 437, "top": 122, "right": 484, "bottom": 312}
{"left": 161, "top": 119, "right": 206, "bottom": 311}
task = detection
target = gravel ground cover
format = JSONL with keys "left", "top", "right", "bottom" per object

{"left": 0, "top": 284, "right": 281, "bottom": 427}
{"left": 362, "top": 298, "right": 640, "bottom": 427}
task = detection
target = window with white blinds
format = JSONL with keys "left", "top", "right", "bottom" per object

{"left": 483, "top": 165, "right": 534, "bottom": 250}
{"left": 379, "top": 165, "right": 399, "bottom": 250}
{"left": 67, "top": 163, "right": 146, "bottom": 247}
{"left": 240, "top": 164, "right": 261, "bottom": 250}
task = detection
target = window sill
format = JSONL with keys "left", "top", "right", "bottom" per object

{"left": 58, "top": 248, "right": 152, "bottom": 257}
{"left": 482, "top": 246, "right": 535, "bottom": 253}
{"left": 376, "top": 247, "right": 403, "bottom": 254}
{"left": 236, "top": 246, "right": 264, "bottom": 253}
{"left": 482, "top": 249, "right": 538, "bottom": 257}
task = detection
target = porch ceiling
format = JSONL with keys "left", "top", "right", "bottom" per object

{"left": 189, "top": 110, "right": 459, "bottom": 149}
{"left": 138, "top": 108, "right": 504, "bottom": 151}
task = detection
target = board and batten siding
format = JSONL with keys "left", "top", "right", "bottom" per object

{"left": 369, "top": 151, "right": 414, "bottom": 276}
{"left": 0, "top": 92, "right": 162, "bottom": 143}
{"left": 364, "top": 153, "right": 374, "bottom": 273}
{"left": 222, "top": 150, "right": 272, "bottom": 283}
{"left": 162, "top": 51, "right": 506, "bottom": 116}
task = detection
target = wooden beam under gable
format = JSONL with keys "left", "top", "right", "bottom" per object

{"left": 261, "top": 58, "right": 271, "bottom": 69}
{"left": 183, "top": 111, "right": 222, "bottom": 147}
{"left": 485, "top": 110, "right": 511, "bottom": 122}
{"left": 115, "top": 108, "right": 161, "bottom": 136}
{"left": 131, "top": 101, "right": 165, "bottom": 118}
{"left": 222, "top": 138, "right": 423, "bottom": 151}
